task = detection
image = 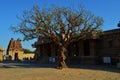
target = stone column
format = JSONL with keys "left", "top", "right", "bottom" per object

{"left": 117, "top": 54, "right": 120, "bottom": 69}
{"left": 50, "top": 43, "right": 57, "bottom": 63}
{"left": 89, "top": 39, "right": 96, "bottom": 64}
{"left": 51, "top": 43, "right": 56, "bottom": 57}
{"left": 89, "top": 39, "right": 96, "bottom": 56}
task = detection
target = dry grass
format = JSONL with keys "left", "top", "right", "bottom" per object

{"left": 0, "top": 63, "right": 119, "bottom": 80}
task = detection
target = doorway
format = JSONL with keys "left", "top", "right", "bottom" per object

{"left": 83, "top": 40, "right": 90, "bottom": 56}
{"left": 14, "top": 53, "right": 18, "bottom": 60}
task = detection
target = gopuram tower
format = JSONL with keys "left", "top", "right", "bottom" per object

{"left": 7, "top": 38, "right": 24, "bottom": 60}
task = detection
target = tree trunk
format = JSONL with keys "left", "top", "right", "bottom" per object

{"left": 57, "top": 45, "right": 68, "bottom": 69}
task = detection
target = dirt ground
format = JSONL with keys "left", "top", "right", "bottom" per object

{"left": 0, "top": 63, "right": 120, "bottom": 80}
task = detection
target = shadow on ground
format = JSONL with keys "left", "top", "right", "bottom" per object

{"left": 0, "top": 61, "right": 120, "bottom": 74}
{"left": 68, "top": 64, "right": 120, "bottom": 73}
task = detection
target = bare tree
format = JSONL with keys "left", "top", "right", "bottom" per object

{"left": 11, "top": 5, "right": 103, "bottom": 68}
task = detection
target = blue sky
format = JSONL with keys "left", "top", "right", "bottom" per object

{"left": 0, "top": 0, "right": 120, "bottom": 53}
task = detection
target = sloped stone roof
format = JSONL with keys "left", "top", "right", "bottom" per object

{"left": 104, "top": 28, "right": 120, "bottom": 35}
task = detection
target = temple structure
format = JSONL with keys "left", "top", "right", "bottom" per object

{"left": 33, "top": 28, "right": 120, "bottom": 65}
{"left": 7, "top": 38, "right": 35, "bottom": 61}
{"left": 7, "top": 38, "right": 24, "bottom": 60}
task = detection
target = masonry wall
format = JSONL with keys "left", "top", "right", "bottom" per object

{"left": 23, "top": 53, "right": 35, "bottom": 59}
{"left": 33, "top": 29, "right": 120, "bottom": 65}
{"left": 0, "top": 52, "right": 3, "bottom": 61}
{"left": 8, "top": 51, "right": 24, "bottom": 60}
{"left": 96, "top": 33, "right": 120, "bottom": 64}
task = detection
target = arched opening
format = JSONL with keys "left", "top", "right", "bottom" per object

{"left": 14, "top": 53, "right": 18, "bottom": 60}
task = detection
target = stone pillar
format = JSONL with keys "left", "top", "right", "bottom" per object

{"left": 89, "top": 39, "right": 96, "bottom": 64}
{"left": 51, "top": 43, "right": 56, "bottom": 57}
{"left": 89, "top": 39, "right": 96, "bottom": 56}
{"left": 49, "top": 43, "right": 56, "bottom": 63}
{"left": 114, "top": 39, "right": 119, "bottom": 48}
{"left": 43, "top": 44, "right": 47, "bottom": 56}
{"left": 117, "top": 53, "right": 120, "bottom": 69}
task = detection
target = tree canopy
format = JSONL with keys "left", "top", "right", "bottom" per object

{"left": 23, "top": 48, "right": 34, "bottom": 53}
{"left": 10, "top": 5, "right": 103, "bottom": 68}
{"left": 11, "top": 5, "right": 103, "bottom": 46}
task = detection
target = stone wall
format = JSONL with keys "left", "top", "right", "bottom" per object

{"left": 0, "top": 52, "right": 3, "bottom": 61}
{"left": 0, "top": 48, "right": 4, "bottom": 61}
{"left": 8, "top": 51, "right": 24, "bottom": 60}
{"left": 96, "top": 33, "right": 120, "bottom": 65}
{"left": 23, "top": 53, "right": 35, "bottom": 60}
{"left": 33, "top": 29, "right": 120, "bottom": 65}
{"left": 7, "top": 38, "right": 35, "bottom": 61}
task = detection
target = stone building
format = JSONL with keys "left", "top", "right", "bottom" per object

{"left": 7, "top": 38, "right": 35, "bottom": 61}
{"left": 33, "top": 28, "right": 120, "bottom": 65}
{"left": 96, "top": 29, "right": 120, "bottom": 65}
{"left": 0, "top": 48, "right": 4, "bottom": 61}
{"left": 7, "top": 38, "right": 24, "bottom": 60}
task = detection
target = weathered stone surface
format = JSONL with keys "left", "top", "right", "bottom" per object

{"left": 33, "top": 29, "right": 120, "bottom": 65}
{"left": 7, "top": 38, "right": 24, "bottom": 60}
{"left": 0, "top": 48, "right": 4, "bottom": 61}
{"left": 7, "top": 38, "right": 34, "bottom": 60}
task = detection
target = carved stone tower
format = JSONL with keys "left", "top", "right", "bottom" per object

{"left": 7, "top": 38, "right": 24, "bottom": 60}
